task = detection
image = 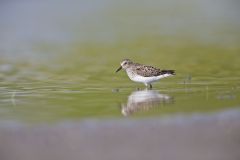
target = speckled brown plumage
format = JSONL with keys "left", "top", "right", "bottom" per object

{"left": 132, "top": 63, "right": 175, "bottom": 77}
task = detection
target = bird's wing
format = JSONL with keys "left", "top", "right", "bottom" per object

{"left": 135, "top": 65, "right": 162, "bottom": 77}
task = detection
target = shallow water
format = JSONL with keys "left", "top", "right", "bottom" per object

{"left": 1, "top": 0, "right": 240, "bottom": 124}
{"left": 1, "top": 46, "right": 240, "bottom": 123}
{"left": 1, "top": 1, "right": 240, "bottom": 160}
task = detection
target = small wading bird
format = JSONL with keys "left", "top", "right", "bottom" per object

{"left": 116, "top": 59, "right": 175, "bottom": 89}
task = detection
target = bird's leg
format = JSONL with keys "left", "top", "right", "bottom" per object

{"left": 149, "top": 84, "right": 153, "bottom": 89}
{"left": 145, "top": 83, "right": 152, "bottom": 90}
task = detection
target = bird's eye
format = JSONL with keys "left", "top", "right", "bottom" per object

{"left": 124, "top": 62, "right": 127, "bottom": 65}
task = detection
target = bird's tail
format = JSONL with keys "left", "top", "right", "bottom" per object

{"left": 160, "top": 70, "right": 175, "bottom": 75}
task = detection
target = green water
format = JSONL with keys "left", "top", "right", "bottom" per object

{"left": 1, "top": 42, "right": 240, "bottom": 123}
{"left": 0, "top": 0, "right": 240, "bottom": 124}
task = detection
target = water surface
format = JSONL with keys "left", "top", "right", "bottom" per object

{"left": 0, "top": 0, "right": 240, "bottom": 124}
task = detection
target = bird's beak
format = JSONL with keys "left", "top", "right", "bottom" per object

{"left": 115, "top": 66, "right": 122, "bottom": 73}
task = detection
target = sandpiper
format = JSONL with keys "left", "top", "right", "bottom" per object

{"left": 116, "top": 59, "right": 175, "bottom": 89}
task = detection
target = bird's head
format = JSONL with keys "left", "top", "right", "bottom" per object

{"left": 116, "top": 59, "right": 133, "bottom": 72}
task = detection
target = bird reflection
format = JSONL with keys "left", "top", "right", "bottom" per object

{"left": 121, "top": 89, "right": 173, "bottom": 116}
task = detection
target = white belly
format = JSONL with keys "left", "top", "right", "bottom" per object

{"left": 126, "top": 69, "right": 172, "bottom": 85}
